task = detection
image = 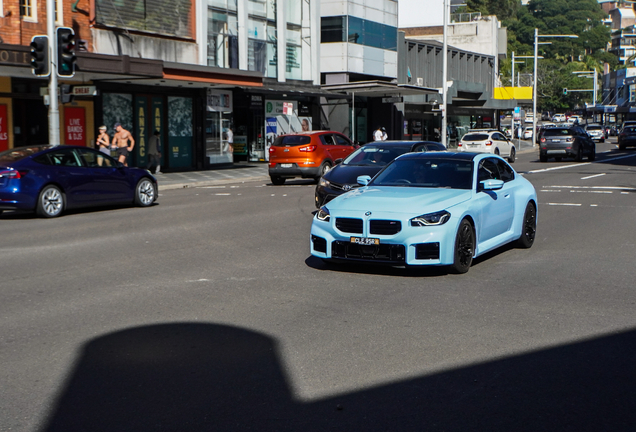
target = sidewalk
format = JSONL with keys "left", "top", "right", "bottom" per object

{"left": 155, "top": 141, "right": 538, "bottom": 191}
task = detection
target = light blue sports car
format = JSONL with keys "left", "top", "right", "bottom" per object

{"left": 310, "top": 152, "right": 537, "bottom": 273}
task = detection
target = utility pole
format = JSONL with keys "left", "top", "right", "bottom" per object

{"left": 441, "top": 0, "right": 449, "bottom": 148}
{"left": 47, "top": 0, "right": 60, "bottom": 145}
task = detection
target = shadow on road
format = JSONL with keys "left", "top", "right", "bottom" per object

{"left": 41, "top": 323, "right": 636, "bottom": 431}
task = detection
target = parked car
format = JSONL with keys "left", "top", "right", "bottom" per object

{"left": 458, "top": 130, "right": 516, "bottom": 163}
{"left": 620, "top": 120, "right": 636, "bottom": 132}
{"left": 310, "top": 152, "right": 537, "bottom": 274}
{"left": 539, "top": 126, "right": 596, "bottom": 162}
{"left": 618, "top": 125, "right": 636, "bottom": 150}
{"left": 0, "top": 145, "right": 157, "bottom": 218}
{"left": 268, "top": 131, "right": 358, "bottom": 185}
{"left": 567, "top": 115, "right": 582, "bottom": 125}
{"left": 315, "top": 140, "right": 446, "bottom": 208}
{"left": 552, "top": 114, "right": 566, "bottom": 123}
{"left": 523, "top": 127, "right": 533, "bottom": 140}
{"left": 524, "top": 113, "right": 534, "bottom": 124}
{"left": 585, "top": 124, "right": 605, "bottom": 143}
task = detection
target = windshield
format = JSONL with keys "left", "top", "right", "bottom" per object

{"left": 342, "top": 145, "right": 411, "bottom": 166}
{"left": 461, "top": 134, "right": 489, "bottom": 141}
{"left": 543, "top": 129, "right": 572, "bottom": 137}
{"left": 0, "top": 145, "right": 53, "bottom": 165}
{"left": 371, "top": 158, "right": 473, "bottom": 189}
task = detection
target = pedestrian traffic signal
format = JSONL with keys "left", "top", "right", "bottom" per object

{"left": 56, "top": 27, "right": 76, "bottom": 77}
{"left": 30, "top": 35, "right": 50, "bottom": 77}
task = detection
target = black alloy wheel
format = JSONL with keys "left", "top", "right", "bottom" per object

{"left": 516, "top": 202, "right": 536, "bottom": 248}
{"left": 450, "top": 219, "right": 475, "bottom": 274}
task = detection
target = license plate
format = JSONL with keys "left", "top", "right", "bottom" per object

{"left": 281, "top": 164, "right": 293, "bottom": 168}
{"left": 350, "top": 237, "right": 380, "bottom": 245}
{"left": 551, "top": 139, "right": 561, "bottom": 142}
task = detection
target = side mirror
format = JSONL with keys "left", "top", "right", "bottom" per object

{"left": 480, "top": 179, "right": 504, "bottom": 191}
{"left": 334, "top": 158, "right": 343, "bottom": 165}
{"left": 357, "top": 175, "right": 372, "bottom": 186}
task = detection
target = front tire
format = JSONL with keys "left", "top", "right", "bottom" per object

{"left": 134, "top": 178, "right": 156, "bottom": 207}
{"left": 588, "top": 146, "right": 596, "bottom": 161}
{"left": 36, "top": 185, "right": 64, "bottom": 218}
{"left": 508, "top": 147, "right": 516, "bottom": 163}
{"left": 450, "top": 219, "right": 475, "bottom": 274}
{"left": 314, "top": 162, "right": 332, "bottom": 183}
{"left": 516, "top": 202, "right": 536, "bottom": 249}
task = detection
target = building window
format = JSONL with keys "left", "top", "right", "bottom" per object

{"left": 248, "top": 0, "right": 277, "bottom": 78}
{"left": 208, "top": 7, "right": 238, "bottom": 69}
{"left": 95, "top": 0, "right": 192, "bottom": 38}
{"left": 286, "top": 26, "right": 301, "bottom": 80}
{"left": 321, "top": 16, "right": 397, "bottom": 51}
{"left": 20, "top": 0, "right": 36, "bottom": 21}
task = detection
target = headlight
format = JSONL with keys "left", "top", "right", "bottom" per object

{"left": 316, "top": 207, "right": 330, "bottom": 222}
{"left": 410, "top": 210, "right": 451, "bottom": 226}
{"left": 319, "top": 178, "right": 330, "bottom": 187}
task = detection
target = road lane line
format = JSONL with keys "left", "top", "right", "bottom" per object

{"left": 569, "top": 190, "right": 612, "bottom": 194}
{"left": 547, "top": 203, "right": 582, "bottom": 206}
{"left": 215, "top": 193, "right": 231, "bottom": 196}
{"left": 581, "top": 173, "right": 606, "bottom": 180}
{"left": 543, "top": 186, "right": 636, "bottom": 191}
{"left": 528, "top": 152, "right": 636, "bottom": 174}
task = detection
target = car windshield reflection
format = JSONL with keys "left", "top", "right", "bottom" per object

{"left": 371, "top": 159, "right": 473, "bottom": 189}
{"left": 342, "top": 145, "right": 412, "bottom": 166}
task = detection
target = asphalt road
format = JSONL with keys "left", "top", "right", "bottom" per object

{"left": 1, "top": 139, "right": 635, "bottom": 431}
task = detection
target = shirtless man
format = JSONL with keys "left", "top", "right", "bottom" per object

{"left": 113, "top": 122, "right": 135, "bottom": 166}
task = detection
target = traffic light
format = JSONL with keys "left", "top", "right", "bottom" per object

{"left": 30, "top": 35, "right": 50, "bottom": 77}
{"left": 563, "top": 88, "right": 568, "bottom": 95}
{"left": 56, "top": 27, "right": 76, "bottom": 77}
{"left": 60, "top": 84, "right": 73, "bottom": 104}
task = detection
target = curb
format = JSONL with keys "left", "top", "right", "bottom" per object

{"left": 157, "top": 175, "right": 271, "bottom": 191}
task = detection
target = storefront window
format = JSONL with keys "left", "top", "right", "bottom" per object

{"left": 102, "top": 93, "right": 133, "bottom": 143}
{"left": 206, "top": 89, "right": 233, "bottom": 164}
{"left": 168, "top": 96, "right": 193, "bottom": 168}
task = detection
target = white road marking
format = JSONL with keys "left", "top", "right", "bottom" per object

{"left": 591, "top": 204, "right": 598, "bottom": 207}
{"left": 528, "top": 152, "right": 636, "bottom": 174}
{"left": 199, "top": 186, "right": 226, "bottom": 188}
{"left": 547, "top": 203, "right": 582, "bottom": 206}
{"left": 570, "top": 190, "right": 612, "bottom": 194}
{"left": 621, "top": 192, "right": 630, "bottom": 194}
{"left": 283, "top": 194, "right": 287, "bottom": 196}
{"left": 540, "top": 189, "right": 561, "bottom": 192}
{"left": 544, "top": 185, "right": 636, "bottom": 191}
{"left": 215, "top": 193, "right": 231, "bottom": 196}
{"left": 581, "top": 173, "right": 606, "bottom": 180}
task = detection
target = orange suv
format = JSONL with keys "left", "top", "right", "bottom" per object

{"left": 268, "top": 131, "right": 357, "bottom": 185}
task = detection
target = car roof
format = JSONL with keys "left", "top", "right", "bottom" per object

{"left": 397, "top": 151, "right": 476, "bottom": 162}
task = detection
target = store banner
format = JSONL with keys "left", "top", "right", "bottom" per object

{"left": 135, "top": 96, "right": 148, "bottom": 167}
{"left": 0, "top": 105, "right": 8, "bottom": 151}
{"left": 64, "top": 107, "right": 86, "bottom": 146}
{"left": 233, "top": 135, "right": 247, "bottom": 155}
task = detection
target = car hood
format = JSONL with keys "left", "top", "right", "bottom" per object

{"left": 326, "top": 186, "right": 472, "bottom": 214}
{"left": 323, "top": 164, "right": 384, "bottom": 184}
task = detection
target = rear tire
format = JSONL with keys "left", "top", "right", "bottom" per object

{"left": 450, "top": 219, "right": 474, "bottom": 274}
{"left": 36, "top": 185, "right": 64, "bottom": 218}
{"left": 314, "top": 162, "right": 332, "bottom": 183}
{"left": 574, "top": 147, "right": 583, "bottom": 162}
{"left": 508, "top": 147, "right": 516, "bottom": 163}
{"left": 588, "top": 146, "right": 596, "bottom": 161}
{"left": 134, "top": 178, "right": 156, "bottom": 207}
{"left": 516, "top": 202, "right": 536, "bottom": 249}
{"left": 494, "top": 148, "right": 500, "bottom": 156}
{"left": 619, "top": 144, "right": 626, "bottom": 150}
{"left": 539, "top": 152, "right": 548, "bottom": 162}
{"left": 270, "top": 176, "right": 285, "bottom": 185}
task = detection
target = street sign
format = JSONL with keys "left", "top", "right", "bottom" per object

{"left": 382, "top": 97, "right": 403, "bottom": 103}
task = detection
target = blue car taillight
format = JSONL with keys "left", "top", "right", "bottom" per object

{"left": 0, "top": 169, "right": 22, "bottom": 179}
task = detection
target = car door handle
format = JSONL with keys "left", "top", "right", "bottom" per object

{"left": 504, "top": 194, "right": 511, "bottom": 198}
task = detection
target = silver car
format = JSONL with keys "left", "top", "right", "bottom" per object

{"left": 585, "top": 124, "right": 605, "bottom": 143}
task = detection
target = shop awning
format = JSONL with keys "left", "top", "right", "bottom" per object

{"left": 321, "top": 81, "right": 440, "bottom": 98}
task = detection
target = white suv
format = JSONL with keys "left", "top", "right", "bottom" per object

{"left": 458, "top": 130, "right": 516, "bottom": 163}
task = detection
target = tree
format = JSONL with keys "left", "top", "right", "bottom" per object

{"left": 465, "top": 0, "right": 519, "bottom": 20}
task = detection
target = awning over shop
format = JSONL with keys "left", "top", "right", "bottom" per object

{"left": 321, "top": 80, "right": 440, "bottom": 98}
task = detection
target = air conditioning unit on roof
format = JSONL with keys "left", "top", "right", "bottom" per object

{"left": 416, "top": 77, "right": 424, "bottom": 86}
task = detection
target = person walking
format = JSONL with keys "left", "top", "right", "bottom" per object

{"left": 226, "top": 127, "right": 234, "bottom": 153}
{"left": 113, "top": 122, "right": 135, "bottom": 166}
{"left": 147, "top": 130, "right": 162, "bottom": 174}
{"left": 373, "top": 126, "right": 383, "bottom": 141}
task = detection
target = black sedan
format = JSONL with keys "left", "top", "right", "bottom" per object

{"left": 618, "top": 126, "right": 636, "bottom": 150}
{"left": 0, "top": 145, "right": 157, "bottom": 217}
{"left": 314, "top": 141, "right": 446, "bottom": 208}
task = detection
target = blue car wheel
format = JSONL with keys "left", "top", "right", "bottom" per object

{"left": 451, "top": 219, "right": 475, "bottom": 274}
{"left": 36, "top": 185, "right": 65, "bottom": 218}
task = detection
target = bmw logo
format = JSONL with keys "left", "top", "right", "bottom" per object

{"left": 365, "top": 211, "right": 372, "bottom": 216}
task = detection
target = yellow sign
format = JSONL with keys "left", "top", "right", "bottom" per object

{"left": 494, "top": 87, "right": 533, "bottom": 100}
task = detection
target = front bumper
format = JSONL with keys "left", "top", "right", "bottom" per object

{"left": 310, "top": 215, "right": 458, "bottom": 266}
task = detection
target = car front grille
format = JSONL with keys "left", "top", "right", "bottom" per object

{"left": 370, "top": 220, "right": 401, "bottom": 235}
{"left": 332, "top": 241, "right": 405, "bottom": 263}
{"left": 335, "top": 218, "right": 363, "bottom": 234}
{"left": 330, "top": 182, "right": 358, "bottom": 192}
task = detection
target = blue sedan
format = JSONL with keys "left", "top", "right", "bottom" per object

{"left": 310, "top": 152, "right": 537, "bottom": 273}
{"left": 0, "top": 145, "right": 157, "bottom": 218}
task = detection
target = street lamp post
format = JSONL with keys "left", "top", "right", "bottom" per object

{"left": 533, "top": 29, "right": 578, "bottom": 146}
{"left": 441, "top": 0, "right": 449, "bottom": 148}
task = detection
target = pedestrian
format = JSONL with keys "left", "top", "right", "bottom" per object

{"left": 96, "top": 125, "right": 110, "bottom": 159}
{"left": 373, "top": 126, "right": 383, "bottom": 141}
{"left": 381, "top": 127, "right": 388, "bottom": 141}
{"left": 226, "top": 127, "right": 234, "bottom": 153}
{"left": 147, "top": 130, "right": 162, "bottom": 174}
{"left": 113, "top": 122, "right": 135, "bottom": 166}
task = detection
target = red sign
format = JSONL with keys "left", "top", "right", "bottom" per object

{"left": 64, "top": 107, "right": 86, "bottom": 146}
{"left": 0, "top": 104, "right": 8, "bottom": 151}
